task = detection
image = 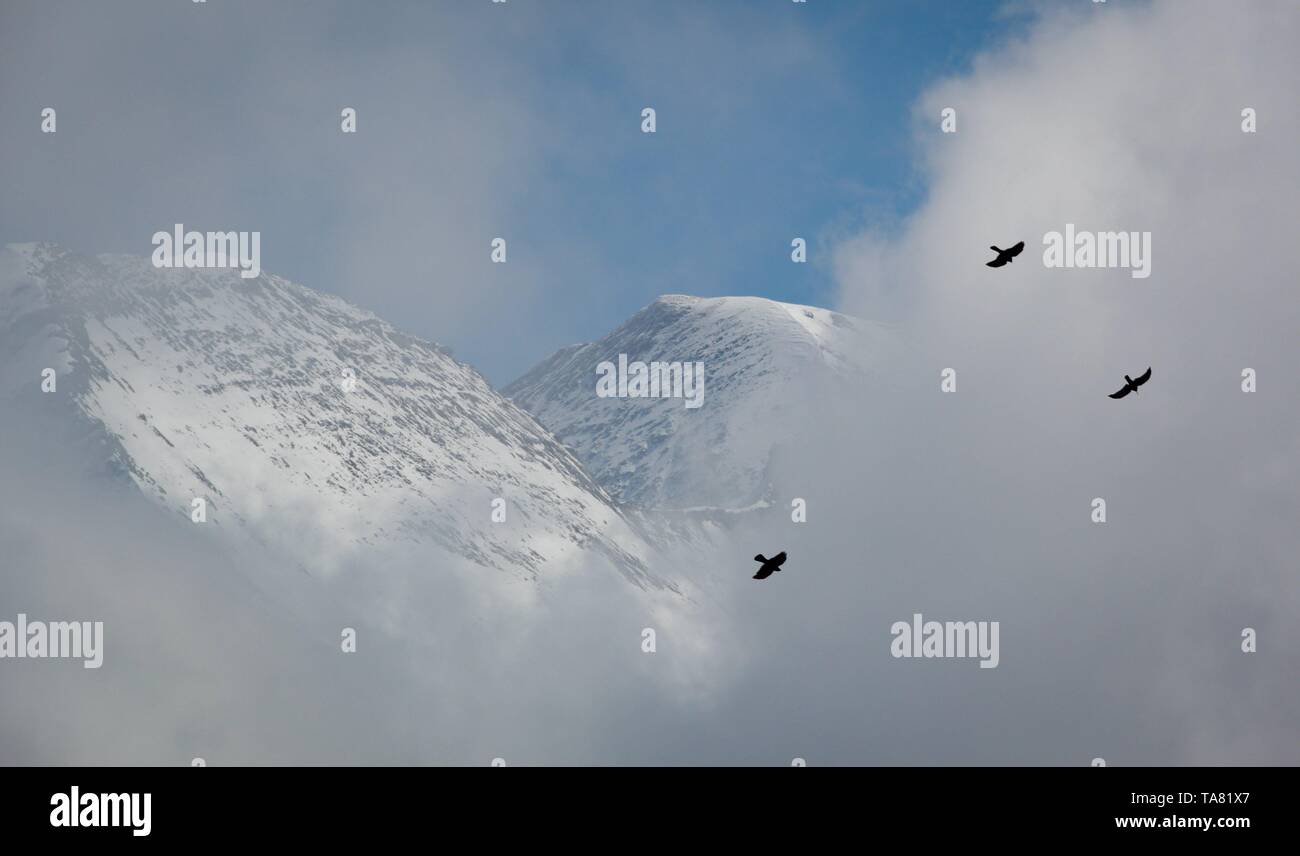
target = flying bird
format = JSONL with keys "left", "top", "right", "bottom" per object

{"left": 752, "top": 551, "right": 787, "bottom": 580}
{"left": 1108, "top": 367, "right": 1152, "bottom": 399}
{"left": 985, "top": 241, "right": 1025, "bottom": 267}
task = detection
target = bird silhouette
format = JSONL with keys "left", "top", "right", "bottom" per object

{"left": 1108, "top": 367, "right": 1152, "bottom": 399}
{"left": 986, "top": 241, "right": 1025, "bottom": 267}
{"left": 752, "top": 551, "right": 787, "bottom": 580}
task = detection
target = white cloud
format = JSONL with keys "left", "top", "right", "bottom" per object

{"left": 820, "top": 0, "right": 1300, "bottom": 762}
{"left": 1, "top": 0, "right": 1295, "bottom": 764}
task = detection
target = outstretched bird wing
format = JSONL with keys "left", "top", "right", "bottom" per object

{"left": 1108, "top": 385, "right": 1133, "bottom": 399}
{"left": 1007, "top": 241, "right": 1025, "bottom": 258}
{"left": 986, "top": 257, "right": 1008, "bottom": 268}
{"left": 771, "top": 551, "right": 787, "bottom": 567}
{"left": 752, "top": 565, "right": 774, "bottom": 580}
{"left": 1132, "top": 367, "right": 1152, "bottom": 387}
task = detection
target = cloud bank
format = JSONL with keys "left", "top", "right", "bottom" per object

{"left": 1, "top": 0, "right": 1296, "bottom": 765}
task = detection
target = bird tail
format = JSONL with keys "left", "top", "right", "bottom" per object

{"left": 753, "top": 553, "right": 767, "bottom": 562}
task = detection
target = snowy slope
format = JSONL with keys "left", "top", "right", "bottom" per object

{"left": 0, "top": 243, "right": 668, "bottom": 588}
{"left": 505, "top": 294, "right": 897, "bottom": 509}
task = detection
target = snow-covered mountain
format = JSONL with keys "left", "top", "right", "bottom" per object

{"left": 506, "top": 294, "right": 898, "bottom": 510}
{"left": 0, "top": 243, "right": 670, "bottom": 589}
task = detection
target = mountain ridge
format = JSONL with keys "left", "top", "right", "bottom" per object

{"left": 0, "top": 242, "right": 676, "bottom": 590}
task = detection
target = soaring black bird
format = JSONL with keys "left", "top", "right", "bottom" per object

{"left": 1108, "top": 367, "right": 1152, "bottom": 399}
{"left": 752, "top": 551, "right": 787, "bottom": 580}
{"left": 985, "top": 241, "right": 1025, "bottom": 267}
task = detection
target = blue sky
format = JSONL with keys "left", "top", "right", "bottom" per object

{"left": 460, "top": 0, "right": 1044, "bottom": 380}
{"left": 570, "top": 0, "right": 1038, "bottom": 309}
{"left": 1, "top": 0, "right": 1045, "bottom": 383}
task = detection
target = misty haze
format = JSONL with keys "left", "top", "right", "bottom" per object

{"left": 1, "top": 0, "right": 1296, "bottom": 768}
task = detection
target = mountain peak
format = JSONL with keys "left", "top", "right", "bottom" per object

{"left": 507, "top": 293, "right": 897, "bottom": 509}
